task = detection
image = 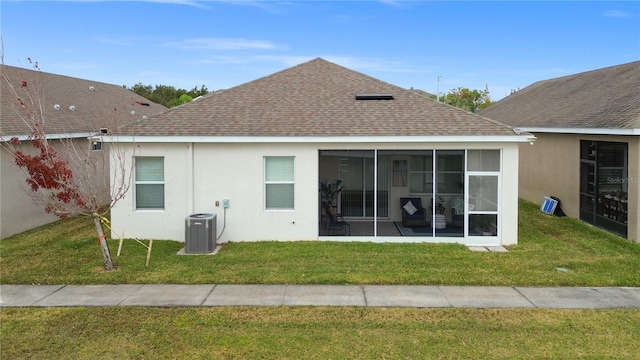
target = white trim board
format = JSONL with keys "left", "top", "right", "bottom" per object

{"left": 1, "top": 132, "right": 98, "bottom": 142}
{"left": 102, "top": 135, "right": 535, "bottom": 144}
{"left": 518, "top": 127, "right": 640, "bottom": 136}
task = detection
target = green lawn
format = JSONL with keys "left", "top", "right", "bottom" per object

{"left": 2, "top": 307, "right": 639, "bottom": 359}
{"left": 2, "top": 199, "right": 639, "bottom": 359}
{"left": 1, "top": 199, "right": 639, "bottom": 286}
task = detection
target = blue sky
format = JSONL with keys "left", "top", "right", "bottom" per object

{"left": 1, "top": 1, "right": 638, "bottom": 101}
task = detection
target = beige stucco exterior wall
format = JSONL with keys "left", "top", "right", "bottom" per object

{"left": 111, "top": 141, "right": 521, "bottom": 246}
{"left": 518, "top": 133, "right": 581, "bottom": 217}
{"left": 626, "top": 137, "right": 639, "bottom": 243}
{"left": 1, "top": 139, "right": 111, "bottom": 239}
{"left": 1, "top": 145, "right": 59, "bottom": 239}
{"left": 519, "top": 133, "right": 639, "bottom": 242}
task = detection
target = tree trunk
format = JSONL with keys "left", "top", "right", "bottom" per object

{"left": 93, "top": 216, "right": 114, "bottom": 271}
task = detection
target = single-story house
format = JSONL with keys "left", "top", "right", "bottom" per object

{"left": 479, "top": 61, "right": 639, "bottom": 242}
{"left": 0, "top": 64, "right": 166, "bottom": 239}
{"left": 107, "top": 58, "right": 535, "bottom": 247}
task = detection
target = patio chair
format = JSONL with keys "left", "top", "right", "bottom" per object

{"left": 322, "top": 202, "right": 350, "bottom": 236}
{"left": 400, "top": 197, "right": 427, "bottom": 227}
{"left": 449, "top": 196, "right": 464, "bottom": 227}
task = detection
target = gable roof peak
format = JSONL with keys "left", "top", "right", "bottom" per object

{"left": 118, "top": 58, "right": 519, "bottom": 138}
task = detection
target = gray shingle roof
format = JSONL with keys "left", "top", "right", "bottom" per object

{"left": 478, "top": 61, "right": 640, "bottom": 130}
{"left": 1, "top": 64, "right": 166, "bottom": 137}
{"left": 120, "top": 58, "right": 515, "bottom": 137}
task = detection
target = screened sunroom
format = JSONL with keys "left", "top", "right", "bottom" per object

{"left": 319, "top": 148, "right": 509, "bottom": 245}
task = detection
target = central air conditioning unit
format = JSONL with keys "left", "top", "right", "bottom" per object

{"left": 185, "top": 213, "right": 216, "bottom": 254}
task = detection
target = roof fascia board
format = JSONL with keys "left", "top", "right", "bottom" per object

{"left": 103, "top": 135, "right": 535, "bottom": 144}
{"left": 519, "top": 127, "right": 640, "bottom": 136}
{"left": 1, "top": 132, "right": 97, "bottom": 142}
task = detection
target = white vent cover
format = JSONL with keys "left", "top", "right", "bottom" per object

{"left": 54, "top": 104, "right": 61, "bottom": 110}
{"left": 69, "top": 105, "right": 76, "bottom": 111}
{"left": 130, "top": 110, "right": 136, "bottom": 115}
{"left": 89, "top": 86, "right": 95, "bottom": 91}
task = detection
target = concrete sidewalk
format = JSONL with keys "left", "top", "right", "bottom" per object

{"left": 1, "top": 284, "right": 639, "bottom": 309}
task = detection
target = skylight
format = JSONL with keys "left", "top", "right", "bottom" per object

{"left": 355, "top": 94, "right": 394, "bottom": 100}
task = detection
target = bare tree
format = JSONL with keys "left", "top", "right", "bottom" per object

{"left": 1, "top": 59, "right": 134, "bottom": 270}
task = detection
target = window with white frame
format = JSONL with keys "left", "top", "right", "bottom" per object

{"left": 91, "top": 140, "right": 102, "bottom": 151}
{"left": 135, "top": 157, "right": 164, "bottom": 209}
{"left": 265, "top": 156, "right": 294, "bottom": 209}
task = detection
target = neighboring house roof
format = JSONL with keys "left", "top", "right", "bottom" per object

{"left": 119, "top": 58, "right": 521, "bottom": 139}
{"left": 0, "top": 64, "right": 167, "bottom": 139}
{"left": 478, "top": 61, "right": 640, "bottom": 132}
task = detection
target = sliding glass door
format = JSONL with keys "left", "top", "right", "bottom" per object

{"left": 340, "top": 152, "right": 372, "bottom": 217}
{"left": 339, "top": 151, "right": 389, "bottom": 218}
{"left": 318, "top": 150, "right": 390, "bottom": 237}
{"left": 580, "top": 140, "right": 628, "bottom": 238}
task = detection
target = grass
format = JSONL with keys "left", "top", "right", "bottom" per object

{"left": 2, "top": 307, "right": 639, "bottom": 359}
{"left": 1, "top": 199, "right": 639, "bottom": 286}
{"left": 2, "top": 199, "right": 639, "bottom": 358}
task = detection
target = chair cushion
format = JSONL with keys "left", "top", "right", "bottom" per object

{"left": 402, "top": 200, "right": 418, "bottom": 215}
{"left": 450, "top": 196, "right": 464, "bottom": 213}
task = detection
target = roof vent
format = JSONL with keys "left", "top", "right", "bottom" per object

{"left": 130, "top": 110, "right": 136, "bottom": 115}
{"left": 89, "top": 85, "right": 95, "bottom": 91}
{"left": 54, "top": 104, "right": 61, "bottom": 110}
{"left": 69, "top": 105, "right": 76, "bottom": 111}
{"left": 355, "top": 93, "right": 394, "bottom": 100}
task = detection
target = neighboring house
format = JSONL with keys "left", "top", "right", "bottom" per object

{"left": 108, "top": 58, "right": 534, "bottom": 247}
{"left": 479, "top": 61, "right": 640, "bottom": 242}
{"left": 0, "top": 64, "right": 166, "bottom": 239}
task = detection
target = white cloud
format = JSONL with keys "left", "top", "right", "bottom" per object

{"left": 602, "top": 10, "right": 634, "bottom": 18}
{"left": 378, "top": 0, "right": 401, "bottom": 6}
{"left": 139, "top": 0, "right": 205, "bottom": 6}
{"left": 47, "top": 0, "right": 208, "bottom": 7}
{"left": 190, "top": 54, "right": 313, "bottom": 66}
{"left": 148, "top": 0, "right": 288, "bottom": 11}
{"left": 185, "top": 54, "right": 407, "bottom": 72}
{"left": 163, "top": 38, "right": 283, "bottom": 51}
